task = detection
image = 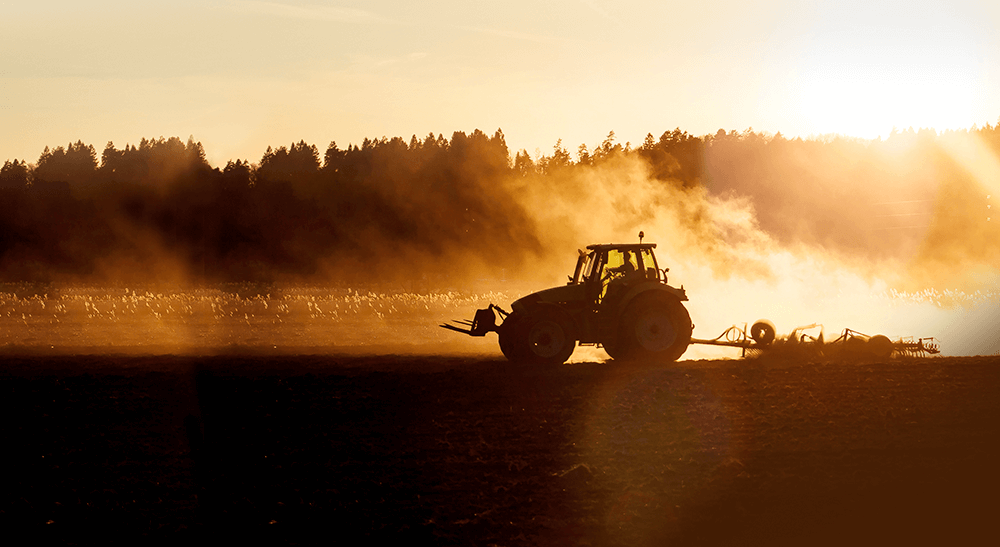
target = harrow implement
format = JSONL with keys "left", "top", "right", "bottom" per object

{"left": 691, "top": 320, "right": 941, "bottom": 358}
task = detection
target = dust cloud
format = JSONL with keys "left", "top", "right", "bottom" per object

{"left": 507, "top": 135, "right": 998, "bottom": 358}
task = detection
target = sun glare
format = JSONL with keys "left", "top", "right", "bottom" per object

{"left": 796, "top": 61, "right": 979, "bottom": 139}
{"left": 791, "top": 9, "right": 984, "bottom": 140}
{"left": 938, "top": 130, "right": 1000, "bottom": 202}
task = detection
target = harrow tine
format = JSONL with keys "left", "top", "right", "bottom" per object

{"left": 890, "top": 336, "right": 941, "bottom": 357}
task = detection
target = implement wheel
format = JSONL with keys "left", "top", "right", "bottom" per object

{"left": 617, "top": 293, "right": 692, "bottom": 363}
{"left": 751, "top": 319, "right": 777, "bottom": 346}
{"left": 868, "top": 334, "right": 894, "bottom": 358}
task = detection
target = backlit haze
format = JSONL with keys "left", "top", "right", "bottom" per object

{"left": 2, "top": 0, "right": 998, "bottom": 164}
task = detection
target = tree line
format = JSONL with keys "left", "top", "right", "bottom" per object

{"left": 1, "top": 125, "right": 998, "bottom": 287}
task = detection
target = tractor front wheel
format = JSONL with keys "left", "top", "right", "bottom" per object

{"left": 498, "top": 312, "right": 525, "bottom": 362}
{"left": 501, "top": 306, "right": 576, "bottom": 365}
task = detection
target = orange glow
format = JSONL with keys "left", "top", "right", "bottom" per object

{"left": 513, "top": 152, "right": 998, "bottom": 358}
{"left": 4, "top": 2, "right": 998, "bottom": 165}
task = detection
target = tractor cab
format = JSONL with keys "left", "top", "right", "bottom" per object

{"left": 571, "top": 243, "right": 665, "bottom": 305}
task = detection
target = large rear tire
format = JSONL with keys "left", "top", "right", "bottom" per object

{"left": 617, "top": 293, "right": 692, "bottom": 363}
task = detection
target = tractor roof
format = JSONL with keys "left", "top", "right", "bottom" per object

{"left": 585, "top": 243, "right": 657, "bottom": 252}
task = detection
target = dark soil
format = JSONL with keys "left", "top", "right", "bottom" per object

{"left": 3, "top": 353, "right": 999, "bottom": 545}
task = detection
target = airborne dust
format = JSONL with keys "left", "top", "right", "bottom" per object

{"left": 511, "top": 130, "right": 999, "bottom": 359}
{"left": 1, "top": 129, "right": 997, "bottom": 357}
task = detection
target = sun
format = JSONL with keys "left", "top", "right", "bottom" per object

{"left": 794, "top": 55, "right": 980, "bottom": 139}
{"left": 786, "top": 2, "right": 986, "bottom": 140}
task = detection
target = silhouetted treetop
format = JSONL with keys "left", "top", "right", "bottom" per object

{"left": 95, "top": 137, "right": 210, "bottom": 189}
{"left": 34, "top": 141, "right": 97, "bottom": 185}
{"left": 257, "top": 141, "right": 320, "bottom": 186}
{"left": 0, "top": 160, "right": 31, "bottom": 189}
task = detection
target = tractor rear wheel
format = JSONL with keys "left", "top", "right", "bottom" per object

{"left": 617, "top": 293, "right": 692, "bottom": 363}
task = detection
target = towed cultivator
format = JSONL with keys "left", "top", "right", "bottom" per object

{"left": 692, "top": 320, "right": 941, "bottom": 359}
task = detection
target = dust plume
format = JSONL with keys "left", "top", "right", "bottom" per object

{"left": 505, "top": 140, "right": 998, "bottom": 358}
{"left": 907, "top": 131, "right": 1000, "bottom": 290}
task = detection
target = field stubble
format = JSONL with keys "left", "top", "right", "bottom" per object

{"left": 0, "top": 285, "right": 525, "bottom": 355}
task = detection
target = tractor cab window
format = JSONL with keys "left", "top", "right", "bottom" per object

{"left": 602, "top": 249, "right": 638, "bottom": 280}
{"left": 578, "top": 250, "right": 599, "bottom": 284}
{"left": 637, "top": 248, "right": 659, "bottom": 280}
{"left": 571, "top": 249, "right": 597, "bottom": 285}
{"left": 597, "top": 249, "right": 640, "bottom": 302}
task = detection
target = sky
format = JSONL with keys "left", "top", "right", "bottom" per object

{"left": 2, "top": 0, "right": 999, "bottom": 167}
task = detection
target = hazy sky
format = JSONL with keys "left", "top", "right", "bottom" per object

{"left": 2, "top": 0, "right": 998, "bottom": 166}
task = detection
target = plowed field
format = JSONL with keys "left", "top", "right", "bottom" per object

{"left": 3, "top": 353, "right": 999, "bottom": 545}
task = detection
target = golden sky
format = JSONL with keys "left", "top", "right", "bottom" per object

{"left": 2, "top": 0, "right": 998, "bottom": 166}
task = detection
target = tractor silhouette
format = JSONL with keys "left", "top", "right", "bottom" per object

{"left": 443, "top": 236, "right": 692, "bottom": 365}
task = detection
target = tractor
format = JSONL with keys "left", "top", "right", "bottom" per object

{"left": 442, "top": 235, "right": 693, "bottom": 365}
